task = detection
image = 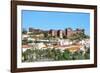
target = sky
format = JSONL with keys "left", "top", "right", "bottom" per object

{"left": 22, "top": 10, "right": 90, "bottom": 35}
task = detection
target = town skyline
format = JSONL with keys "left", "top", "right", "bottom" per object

{"left": 22, "top": 10, "right": 90, "bottom": 35}
{"left": 23, "top": 27, "right": 89, "bottom": 36}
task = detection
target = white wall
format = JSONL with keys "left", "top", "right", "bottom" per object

{"left": 0, "top": 0, "right": 99, "bottom": 73}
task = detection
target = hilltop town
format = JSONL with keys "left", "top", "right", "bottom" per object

{"left": 28, "top": 27, "right": 84, "bottom": 38}
{"left": 22, "top": 27, "right": 90, "bottom": 62}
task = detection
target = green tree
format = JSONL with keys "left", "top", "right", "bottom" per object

{"left": 22, "top": 39, "right": 28, "bottom": 45}
{"left": 68, "top": 32, "right": 89, "bottom": 41}
{"left": 22, "top": 28, "right": 27, "bottom": 34}
{"left": 62, "top": 50, "right": 71, "bottom": 60}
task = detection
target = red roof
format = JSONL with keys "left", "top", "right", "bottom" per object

{"left": 22, "top": 45, "right": 31, "bottom": 48}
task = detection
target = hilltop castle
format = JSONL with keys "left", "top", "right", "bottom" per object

{"left": 28, "top": 27, "right": 84, "bottom": 38}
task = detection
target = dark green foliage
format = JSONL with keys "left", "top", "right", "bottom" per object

{"left": 22, "top": 48, "right": 90, "bottom": 62}
{"left": 28, "top": 40, "right": 33, "bottom": 43}
{"left": 63, "top": 50, "right": 71, "bottom": 60}
{"left": 68, "top": 32, "right": 90, "bottom": 41}
{"left": 84, "top": 48, "right": 90, "bottom": 59}
{"left": 72, "top": 52, "right": 84, "bottom": 60}
{"left": 22, "top": 28, "right": 27, "bottom": 34}
{"left": 22, "top": 39, "right": 28, "bottom": 45}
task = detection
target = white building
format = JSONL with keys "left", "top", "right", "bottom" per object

{"left": 58, "top": 39, "right": 72, "bottom": 46}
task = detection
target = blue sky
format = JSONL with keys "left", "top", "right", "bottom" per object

{"left": 22, "top": 10, "right": 90, "bottom": 35}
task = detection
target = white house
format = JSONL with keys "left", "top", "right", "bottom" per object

{"left": 58, "top": 39, "right": 72, "bottom": 46}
